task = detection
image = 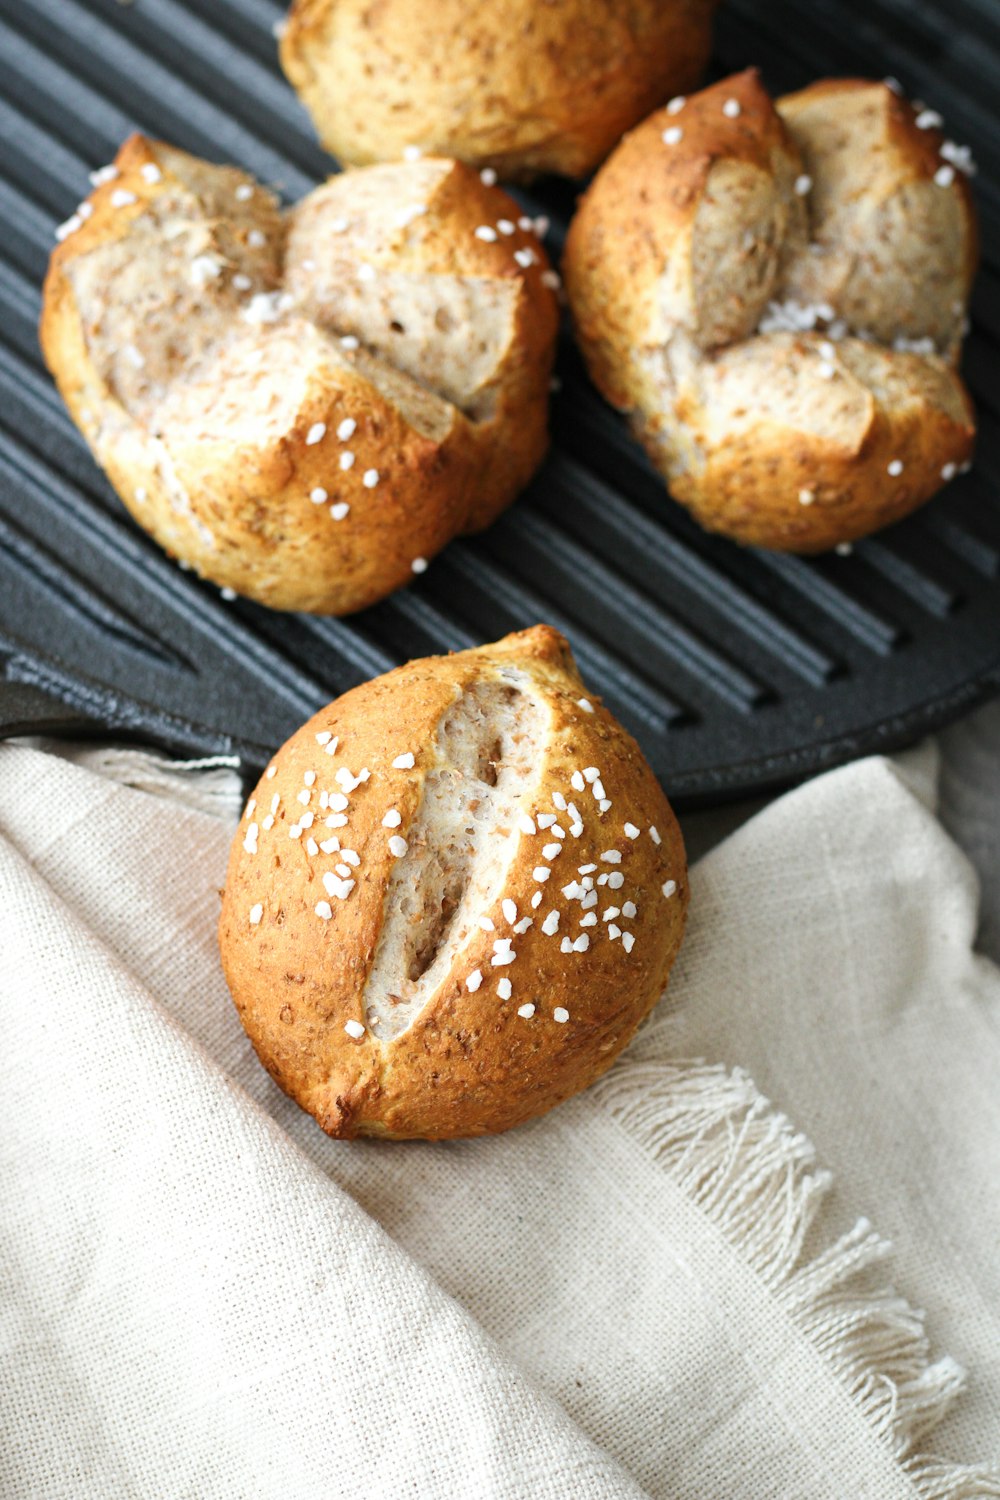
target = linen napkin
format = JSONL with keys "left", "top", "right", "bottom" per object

{"left": 1, "top": 738, "right": 998, "bottom": 1499}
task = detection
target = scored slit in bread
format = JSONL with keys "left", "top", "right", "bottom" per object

{"left": 365, "top": 673, "right": 545, "bottom": 1041}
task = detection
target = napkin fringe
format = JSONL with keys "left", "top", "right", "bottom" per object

{"left": 593, "top": 1060, "right": 1000, "bottom": 1499}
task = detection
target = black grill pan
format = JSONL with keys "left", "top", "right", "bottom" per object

{"left": 1, "top": 0, "right": 999, "bottom": 804}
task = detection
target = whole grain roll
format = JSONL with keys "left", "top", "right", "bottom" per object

{"left": 41, "top": 137, "right": 559, "bottom": 613}
{"left": 219, "top": 626, "right": 688, "bottom": 1140}
{"left": 279, "top": 0, "right": 718, "bottom": 180}
{"left": 563, "top": 70, "right": 977, "bottom": 553}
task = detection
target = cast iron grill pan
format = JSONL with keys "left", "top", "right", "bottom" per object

{"left": 1, "top": 0, "right": 999, "bottom": 803}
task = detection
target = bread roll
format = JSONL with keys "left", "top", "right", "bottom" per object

{"left": 41, "top": 136, "right": 558, "bottom": 613}
{"left": 564, "top": 70, "right": 977, "bottom": 553}
{"left": 279, "top": 0, "right": 717, "bottom": 181}
{"left": 219, "top": 626, "right": 688, "bottom": 1140}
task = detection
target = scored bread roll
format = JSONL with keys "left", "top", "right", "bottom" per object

{"left": 219, "top": 626, "right": 688, "bottom": 1141}
{"left": 41, "top": 136, "right": 559, "bottom": 613}
{"left": 279, "top": 0, "right": 718, "bottom": 181}
{"left": 563, "top": 70, "right": 977, "bottom": 553}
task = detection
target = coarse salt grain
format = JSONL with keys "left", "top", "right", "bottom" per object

{"left": 601, "top": 850, "right": 622, "bottom": 864}
{"left": 650, "top": 826, "right": 661, "bottom": 844}
{"left": 553, "top": 1007, "right": 569, "bottom": 1023}
{"left": 941, "top": 462, "right": 957, "bottom": 481}
{"left": 330, "top": 503, "right": 350, "bottom": 521}
{"left": 306, "top": 423, "right": 326, "bottom": 445}
{"left": 480, "top": 167, "right": 497, "bottom": 186}
{"left": 315, "top": 900, "right": 332, "bottom": 919}
{"left": 887, "top": 459, "right": 904, "bottom": 476}
{"left": 622, "top": 932, "right": 636, "bottom": 954}
{"left": 517, "top": 1003, "right": 535, "bottom": 1018}
{"left": 249, "top": 903, "right": 263, "bottom": 924}
{"left": 388, "top": 835, "right": 408, "bottom": 857}
{"left": 667, "top": 96, "right": 686, "bottom": 114}
{"left": 382, "top": 809, "right": 402, "bottom": 827}
{"left": 340, "top": 452, "right": 355, "bottom": 470}
{"left": 935, "top": 164, "right": 956, "bottom": 187}
{"left": 577, "top": 698, "right": 594, "bottom": 713}
{"left": 110, "top": 189, "right": 137, "bottom": 208}
{"left": 607, "top": 871, "right": 624, "bottom": 890}
{"left": 662, "top": 126, "right": 683, "bottom": 145}
{"left": 533, "top": 866, "right": 551, "bottom": 882}
{"left": 624, "top": 823, "right": 640, "bottom": 839}
{"left": 310, "top": 487, "right": 328, "bottom": 504}
{"left": 475, "top": 226, "right": 497, "bottom": 242}
{"left": 235, "top": 182, "right": 253, "bottom": 200}
{"left": 363, "top": 469, "right": 379, "bottom": 488}
{"left": 466, "top": 969, "right": 483, "bottom": 992}
{"left": 89, "top": 164, "right": 119, "bottom": 186}
{"left": 799, "top": 489, "right": 815, "bottom": 506}
{"left": 479, "top": 916, "right": 495, "bottom": 931}
{"left": 542, "top": 911, "right": 560, "bottom": 936}
{"left": 622, "top": 900, "right": 637, "bottom": 918}
{"left": 337, "top": 418, "right": 357, "bottom": 441}
{"left": 502, "top": 898, "right": 517, "bottom": 924}
{"left": 518, "top": 813, "right": 536, "bottom": 834}
{"left": 498, "top": 978, "right": 512, "bottom": 1000}
{"left": 344, "top": 1019, "right": 366, "bottom": 1039}
{"left": 393, "top": 753, "right": 415, "bottom": 769}
{"left": 723, "top": 98, "right": 741, "bottom": 118}
{"left": 795, "top": 174, "right": 812, "bottom": 195}
{"left": 248, "top": 229, "right": 266, "bottom": 248}
{"left": 497, "top": 219, "right": 515, "bottom": 236}
{"left": 542, "top": 842, "right": 561, "bottom": 860}
{"left": 411, "top": 557, "right": 428, "bottom": 574}
{"left": 662, "top": 879, "right": 678, "bottom": 899}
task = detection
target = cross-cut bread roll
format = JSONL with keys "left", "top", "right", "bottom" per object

{"left": 564, "top": 70, "right": 977, "bottom": 552}
{"left": 41, "top": 136, "right": 558, "bottom": 612}
{"left": 218, "top": 626, "right": 688, "bottom": 1140}
{"left": 278, "top": 0, "right": 717, "bottom": 181}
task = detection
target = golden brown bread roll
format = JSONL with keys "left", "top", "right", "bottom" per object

{"left": 279, "top": 0, "right": 718, "bottom": 181}
{"left": 563, "top": 70, "right": 977, "bottom": 553}
{"left": 218, "top": 626, "right": 688, "bottom": 1140}
{"left": 41, "top": 136, "right": 558, "bottom": 613}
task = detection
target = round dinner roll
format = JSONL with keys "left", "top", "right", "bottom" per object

{"left": 219, "top": 626, "right": 688, "bottom": 1141}
{"left": 40, "top": 136, "right": 559, "bottom": 613}
{"left": 279, "top": 0, "right": 718, "bottom": 181}
{"left": 564, "top": 70, "right": 977, "bottom": 552}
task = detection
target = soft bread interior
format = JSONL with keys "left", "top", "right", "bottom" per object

{"left": 687, "top": 155, "right": 807, "bottom": 351}
{"left": 363, "top": 670, "right": 546, "bottom": 1041}
{"left": 775, "top": 85, "right": 970, "bottom": 356}
{"left": 286, "top": 179, "right": 517, "bottom": 422}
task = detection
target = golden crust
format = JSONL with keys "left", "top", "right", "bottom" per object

{"left": 40, "top": 137, "right": 558, "bottom": 613}
{"left": 218, "top": 626, "right": 688, "bottom": 1141}
{"left": 563, "top": 72, "right": 977, "bottom": 553}
{"left": 280, "top": 0, "right": 718, "bottom": 181}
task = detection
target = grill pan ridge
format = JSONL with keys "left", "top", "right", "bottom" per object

{"left": 1, "top": 0, "right": 999, "bottom": 803}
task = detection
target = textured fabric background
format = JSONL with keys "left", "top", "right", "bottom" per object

{"left": 1, "top": 707, "right": 998, "bottom": 1499}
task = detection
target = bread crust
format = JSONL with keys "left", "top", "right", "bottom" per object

{"left": 563, "top": 71, "right": 977, "bottom": 553}
{"left": 218, "top": 626, "right": 688, "bottom": 1140}
{"left": 279, "top": 0, "right": 717, "bottom": 180}
{"left": 41, "top": 137, "right": 558, "bottom": 613}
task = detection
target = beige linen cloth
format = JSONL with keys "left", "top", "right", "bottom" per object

{"left": 1, "top": 732, "right": 999, "bottom": 1499}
